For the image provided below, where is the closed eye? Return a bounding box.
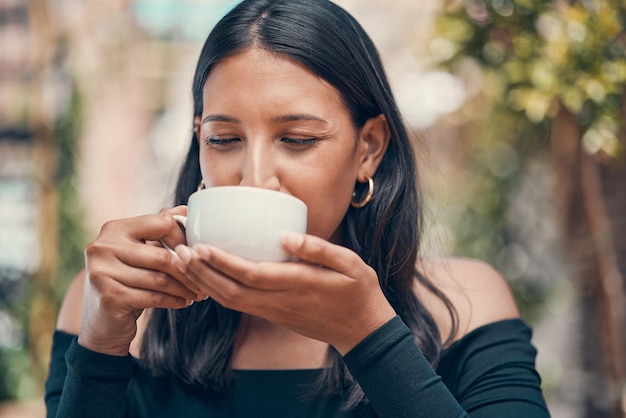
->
[205,137,241,147]
[281,137,318,146]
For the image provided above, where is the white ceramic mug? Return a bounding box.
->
[167,186,307,262]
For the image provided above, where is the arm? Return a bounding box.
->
[45,207,199,418]
[343,259,549,417]
[45,330,74,418]
[174,236,548,417]
[45,271,83,418]
[344,316,468,418]
[343,316,550,418]
[46,273,133,418]
[45,333,133,418]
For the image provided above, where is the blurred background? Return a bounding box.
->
[0,0,624,417]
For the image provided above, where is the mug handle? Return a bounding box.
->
[160,215,187,256]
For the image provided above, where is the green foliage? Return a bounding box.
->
[436,0,626,156]
[0,86,87,403]
[54,86,89,301]
[0,348,34,402]
[436,110,552,321]
[0,270,32,402]
[431,0,626,319]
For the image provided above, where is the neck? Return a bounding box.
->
[230,315,330,370]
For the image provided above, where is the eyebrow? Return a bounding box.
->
[201,114,240,124]
[201,113,329,125]
[271,114,329,125]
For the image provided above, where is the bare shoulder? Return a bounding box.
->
[414,257,520,344]
[56,270,86,334]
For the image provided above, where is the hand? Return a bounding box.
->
[78,206,201,356]
[173,232,397,354]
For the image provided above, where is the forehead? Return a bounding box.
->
[201,48,349,117]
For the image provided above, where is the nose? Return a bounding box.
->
[239,139,280,191]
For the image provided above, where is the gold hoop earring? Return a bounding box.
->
[197,179,206,191]
[351,176,374,208]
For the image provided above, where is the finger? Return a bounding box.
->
[185,244,296,291]
[175,245,265,309]
[101,210,185,247]
[144,206,187,248]
[113,240,205,297]
[93,277,193,311]
[281,232,366,277]
[158,206,188,250]
[175,244,292,311]
[159,205,187,216]
[170,248,212,300]
[175,244,246,294]
[103,261,198,301]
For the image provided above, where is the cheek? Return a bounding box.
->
[290,150,361,240]
[199,153,238,187]
[297,175,355,240]
[306,201,351,240]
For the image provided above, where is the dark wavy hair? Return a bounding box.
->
[141,0,457,408]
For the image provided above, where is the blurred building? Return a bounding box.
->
[0,0,39,352]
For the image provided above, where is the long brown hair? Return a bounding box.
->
[141,0,458,408]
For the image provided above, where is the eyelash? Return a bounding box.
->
[204,137,318,146]
[281,137,318,145]
[205,137,240,146]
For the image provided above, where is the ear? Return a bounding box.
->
[193,116,202,143]
[356,114,390,180]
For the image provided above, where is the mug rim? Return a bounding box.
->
[189,186,307,211]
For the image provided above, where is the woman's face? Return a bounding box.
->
[195,48,378,242]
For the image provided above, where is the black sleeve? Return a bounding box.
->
[343,317,467,418]
[342,316,550,418]
[45,331,74,418]
[437,319,550,417]
[45,331,133,418]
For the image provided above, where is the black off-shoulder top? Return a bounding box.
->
[45,316,550,417]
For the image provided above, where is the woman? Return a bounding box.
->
[45,0,550,417]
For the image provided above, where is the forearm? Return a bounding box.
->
[55,338,132,418]
[343,316,467,418]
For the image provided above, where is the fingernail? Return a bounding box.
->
[176,245,192,263]
[175,264,186,275]
[187,299,194,306]
[169,252,186,274]
[193,244,211,260]
[281,231,304,248]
